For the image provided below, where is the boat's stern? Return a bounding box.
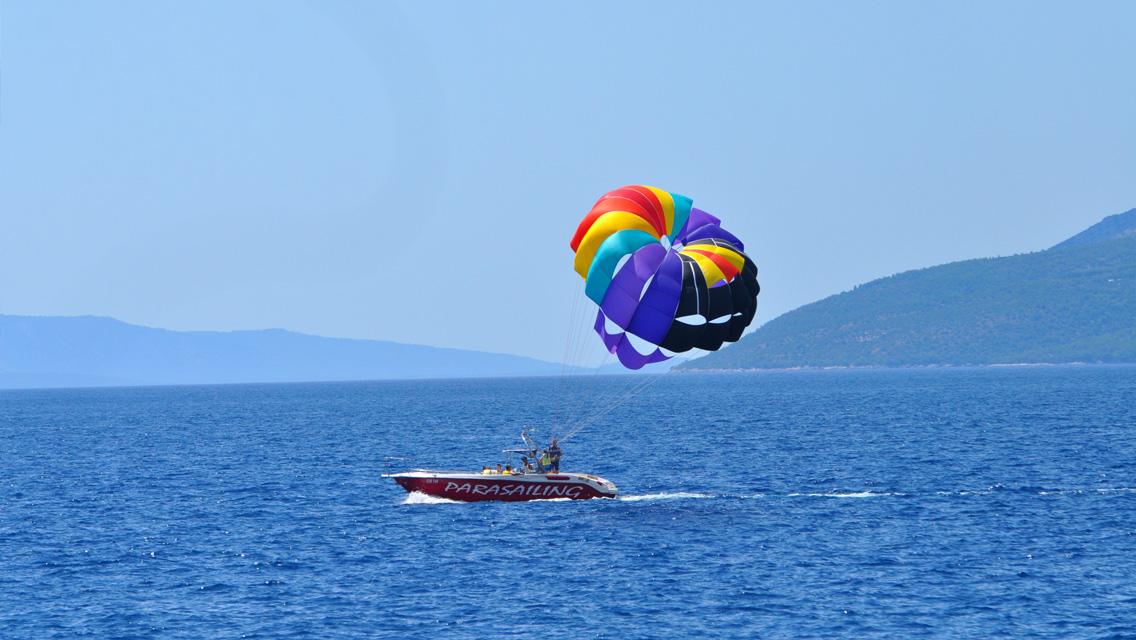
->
[573,473,618,499]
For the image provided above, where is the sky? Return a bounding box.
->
[2,1,1134,363]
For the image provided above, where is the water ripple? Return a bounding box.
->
[2,367,1136,638]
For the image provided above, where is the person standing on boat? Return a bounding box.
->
[548,439,562,473]
[538,449,550,473]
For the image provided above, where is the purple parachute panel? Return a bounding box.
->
[598,244,667,330]
[593,310,670,370]
[624,251,683,345]
[677,207,744,251]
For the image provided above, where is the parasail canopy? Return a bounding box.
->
[570,186,760,370]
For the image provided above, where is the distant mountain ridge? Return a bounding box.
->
[680,209,1136,370]
[0,315,562,389]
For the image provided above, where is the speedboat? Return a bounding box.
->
[385,429,618,502]
[385,469,618,502]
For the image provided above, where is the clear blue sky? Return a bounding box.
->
[2,1,1134,362]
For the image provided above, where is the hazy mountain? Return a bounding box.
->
[679,210,1136,370]
[0,315,562,389]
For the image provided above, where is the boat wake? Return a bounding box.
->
[939,486,1136,496]
[618,492,716,501]
[618,491,901,501]
[400,486,1136,505]
[401,492,577,505]
[787,490,902,498]
[402,492,461,505]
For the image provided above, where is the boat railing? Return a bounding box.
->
[410,468,478,475]
[382,457,413,474]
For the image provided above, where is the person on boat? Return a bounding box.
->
[504,465,513,475]
[538,449,550,473]
[481,466,491,475]
[548,439,562,473]
[521,456,533,473]
[495,464,503,475]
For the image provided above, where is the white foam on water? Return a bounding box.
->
[618,492,716,501]
[939,487,1136,496]
[401,493,590,505]
[788,491,898,498]
[402,492,461,505]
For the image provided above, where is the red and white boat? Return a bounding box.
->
[385,469,618,502]
[386,429,618,502]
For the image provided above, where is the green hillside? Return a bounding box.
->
[680,213,1136,370]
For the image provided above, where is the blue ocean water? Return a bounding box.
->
[2,366,1136,639]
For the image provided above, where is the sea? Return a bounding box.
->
[2,366,1136,639]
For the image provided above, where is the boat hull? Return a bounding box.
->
[386,471,618,502]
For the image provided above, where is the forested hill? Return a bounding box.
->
[679,212,1136,370]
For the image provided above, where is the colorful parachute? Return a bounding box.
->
[570,186,760,370]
